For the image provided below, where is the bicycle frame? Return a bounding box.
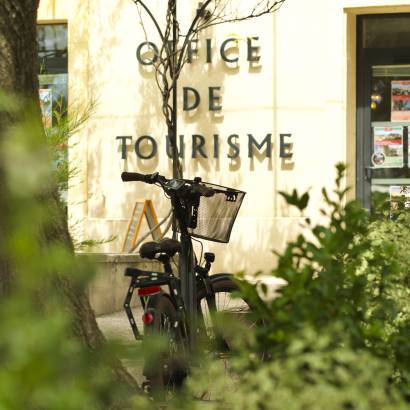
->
[122,176,215,347]
[170,191,198,347]
[121,172,244,351]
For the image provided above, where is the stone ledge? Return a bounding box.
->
[78,252,162,316]
[76,252,146,264]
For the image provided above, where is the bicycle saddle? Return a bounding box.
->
[139,238,182,259]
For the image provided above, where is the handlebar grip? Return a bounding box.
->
[121,172,147,182]
[121,172,160,184]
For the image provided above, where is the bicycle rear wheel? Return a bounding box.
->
[143,293,186,397]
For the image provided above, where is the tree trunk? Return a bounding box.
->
[0,0,139,395]
[0,0,40,294]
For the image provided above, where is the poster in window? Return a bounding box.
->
[372,126,403,168]
[391,80,410,121]
[39,88,52,128]
[390,186,410,218]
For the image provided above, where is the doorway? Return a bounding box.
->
[357,14,410,212]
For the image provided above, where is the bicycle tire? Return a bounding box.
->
[197,275,256,352]
[143,293,186,397]
[195,275,259,402]
[143,276,255,397]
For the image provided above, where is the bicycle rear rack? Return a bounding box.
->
[123,268,185,340]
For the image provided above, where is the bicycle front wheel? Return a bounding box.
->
[197,275,257,352]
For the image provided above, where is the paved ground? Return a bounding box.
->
[97,303,242,398]
[97,306,145,383]
[97,308,143,342]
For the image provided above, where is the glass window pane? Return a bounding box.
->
[369,65,410,212]
[371,65,410,122]
[37,24,69,203]
[37,24,67,74]
[37,24,68,128]
[363,15,410,49]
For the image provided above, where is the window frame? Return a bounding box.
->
[356,14,410,209]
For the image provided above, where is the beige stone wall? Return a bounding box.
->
[79,253,161,315]
[37,0,410,274]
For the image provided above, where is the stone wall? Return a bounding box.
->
[79,253,161,315]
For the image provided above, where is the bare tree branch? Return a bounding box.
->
[131,0,287,179]
[176,0,213,71]
[133,0,165,42]
[196,0,286,31]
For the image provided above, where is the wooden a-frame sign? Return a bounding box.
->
[122,200,161,252]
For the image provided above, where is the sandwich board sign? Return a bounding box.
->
[122,200,161,252]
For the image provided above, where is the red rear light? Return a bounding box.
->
[138,286,161,296]
[142,312,154,325]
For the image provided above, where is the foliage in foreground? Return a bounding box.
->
[215,163,410,409]
[3,89,410,410]
[162,164,410,410]
[0,93,152,409]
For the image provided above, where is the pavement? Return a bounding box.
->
[95,275,287,388]
[97,308,143,343]
[97,305,145,383]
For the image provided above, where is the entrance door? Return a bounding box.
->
[357,14,410,212]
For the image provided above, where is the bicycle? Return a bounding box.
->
[121,171,253,396]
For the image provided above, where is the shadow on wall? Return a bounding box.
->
[131,20,277,180]
[81,3,299,264]
[198,214,305,274]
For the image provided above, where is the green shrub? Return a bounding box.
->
[232,163,410,406]
[179,328,407,410]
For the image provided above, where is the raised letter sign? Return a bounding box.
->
[206,39,212,63]
[247,37,260,63]
[135,136,157,159]
[279,134,293,158]
[209,87,222,111]
[227,134,240,159]
[192,135,208,158]
[166,135,185,159]
[187,39,199,63]
[213,134,219,158]
[116,136,132,159]
[220,38,239,63]
[248,134,272,158]
[183,87,201,111]
[136,42,159,66]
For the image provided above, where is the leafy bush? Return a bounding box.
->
[172,163,410,409]
[177,328,407,410]
[231,163,410,407]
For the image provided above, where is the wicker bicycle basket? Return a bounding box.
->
[187,182,245,243]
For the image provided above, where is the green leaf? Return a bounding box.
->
[279,189,310,211]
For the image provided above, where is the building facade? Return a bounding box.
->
[37,0,410,273]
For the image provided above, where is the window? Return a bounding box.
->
[37,23,68,204]
[362,15,410,49]
[356,14,410,213]
[37,23,68,128]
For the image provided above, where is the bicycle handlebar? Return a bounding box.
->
[121,171,216,199]
[194,184,214,197]
[121,172,159,184]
